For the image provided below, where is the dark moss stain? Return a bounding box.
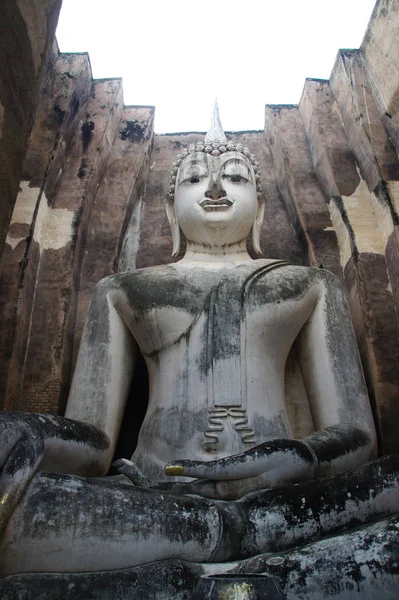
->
[208,278,241,362]
[170,140,183,151]
[331,195,358,260]
[120,120,149,142]
[81,120,95,153]
[118,266,221,315]
[77,157,88,179]
[267,105,299,113]
[142,405,208,456]
[305,425,370,465]
[70,95,80,119]
[254,414,293,440]
[248,265,309,306]
[60,286,71,301]
[20,470,219,552]
[79,281,115,416]
[53,104,66,125]
[374,180,399,224]
[71,205,83,238]
[318,270,367,416]
[61,71,75,81]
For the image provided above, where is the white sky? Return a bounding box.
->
[56,0,377,133]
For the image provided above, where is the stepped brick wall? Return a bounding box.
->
[0,0,62,256]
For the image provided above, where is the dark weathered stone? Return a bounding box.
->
[0,560,203,600]
[235,515,399,599]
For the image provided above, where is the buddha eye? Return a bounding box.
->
[222,174,247,183]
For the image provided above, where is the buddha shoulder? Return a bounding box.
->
[248,263,343,306]
[91,264,224,314]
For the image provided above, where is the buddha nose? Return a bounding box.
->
[205,175,226,200]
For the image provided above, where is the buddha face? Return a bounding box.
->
[171,151,260,248]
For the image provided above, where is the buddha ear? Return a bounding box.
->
[252,192,265,255]
[166,195,181,257]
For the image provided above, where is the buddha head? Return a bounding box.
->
[165,105,265,257]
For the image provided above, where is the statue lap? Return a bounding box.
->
[1,456,399,598]
[2,516,398,600]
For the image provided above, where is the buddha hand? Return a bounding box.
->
[164,439,317,500]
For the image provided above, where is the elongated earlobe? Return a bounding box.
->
[252,193,265,255]
[165,195,181,257]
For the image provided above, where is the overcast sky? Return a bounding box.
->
[56,0,377,133]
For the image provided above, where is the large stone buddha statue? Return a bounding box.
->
[1,107,399,599]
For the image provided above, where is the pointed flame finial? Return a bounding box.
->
[204,100,227,145]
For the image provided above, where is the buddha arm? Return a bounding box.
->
[0,280,137,533]
[63,278,138,475]
[296,269,377,476]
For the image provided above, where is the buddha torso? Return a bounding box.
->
[109,259,320,481]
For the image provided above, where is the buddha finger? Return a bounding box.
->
[112,458,150,487]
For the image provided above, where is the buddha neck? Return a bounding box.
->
[180,239,253,265]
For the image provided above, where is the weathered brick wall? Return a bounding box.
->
[0,47,154,415]
[0,0,62,256]
[1,0,399,453]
